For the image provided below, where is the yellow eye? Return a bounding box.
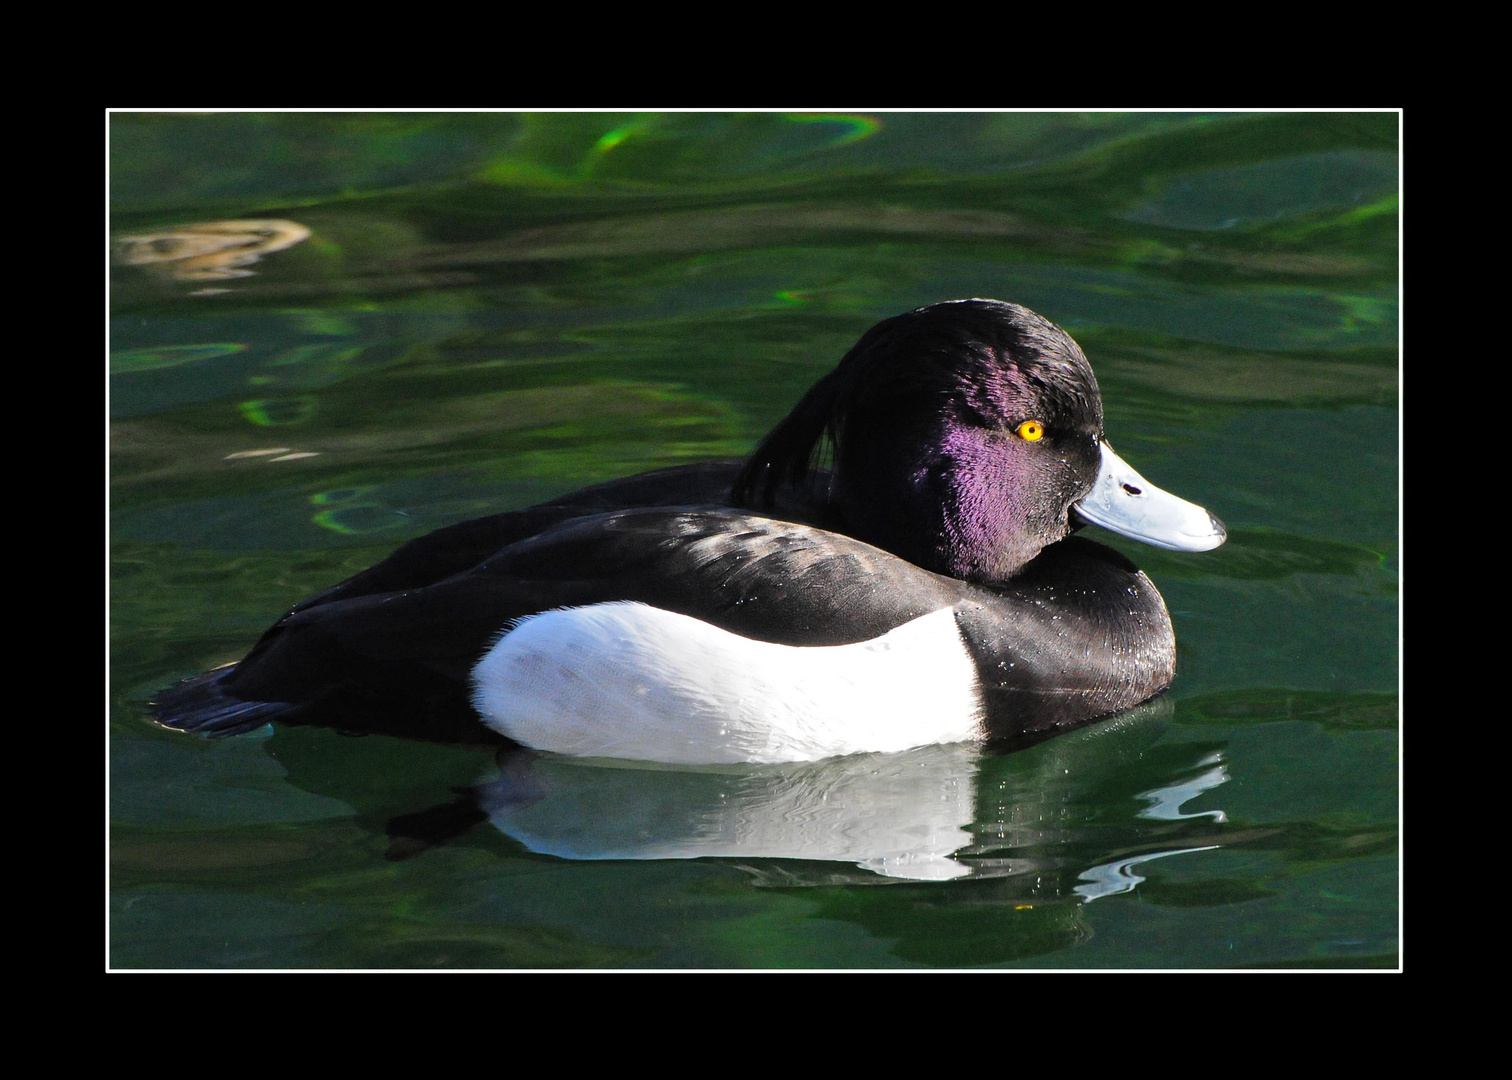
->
[1016,420,1044,441]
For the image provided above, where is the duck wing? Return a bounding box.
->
[152,507,966,744]
[286,462,750,613]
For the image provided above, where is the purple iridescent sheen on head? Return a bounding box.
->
[734,300,1108,583]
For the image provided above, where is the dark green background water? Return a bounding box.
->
[108,111,1398,969]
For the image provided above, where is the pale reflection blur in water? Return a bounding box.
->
[473,696,1235,890]
[116,219,310,293]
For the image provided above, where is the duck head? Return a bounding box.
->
[734,299,1226,583]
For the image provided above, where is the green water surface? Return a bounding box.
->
[108,111,1399,970]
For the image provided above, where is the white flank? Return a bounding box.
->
[470,601,984,765]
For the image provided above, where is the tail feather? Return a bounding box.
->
[150,664,294,738]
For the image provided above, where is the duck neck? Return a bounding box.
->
[957,535,1178,750]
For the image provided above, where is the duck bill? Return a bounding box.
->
[1073,442,1227,552]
